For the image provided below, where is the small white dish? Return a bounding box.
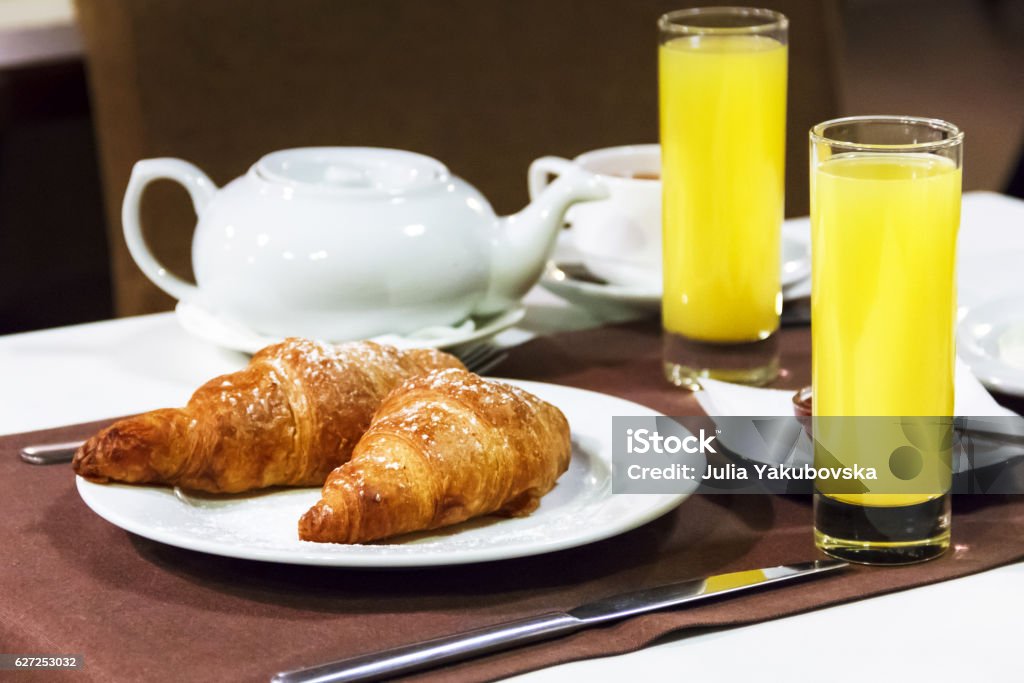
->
[958,295,1024,396]
[175,301,526,354]
[76,380,691,567]
[541,263,661,315]
[541,230,811,313]
[780,232,812,287]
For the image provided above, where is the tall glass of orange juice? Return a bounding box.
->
[658,8,787,389]
[810,116,963,564]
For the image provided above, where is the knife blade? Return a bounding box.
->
[271,559,847,683]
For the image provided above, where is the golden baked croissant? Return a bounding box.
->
[72,339,463,493]
[299,367,572,544]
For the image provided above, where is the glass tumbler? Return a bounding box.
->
[810,115,963,564]
[659,7,788,389]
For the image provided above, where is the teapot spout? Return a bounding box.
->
[476,158,608,314]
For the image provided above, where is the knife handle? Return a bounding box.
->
[271,612,582,683]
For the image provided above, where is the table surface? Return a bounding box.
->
[4,190,1024,681]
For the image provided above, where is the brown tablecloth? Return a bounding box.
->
[3,322,1024,682]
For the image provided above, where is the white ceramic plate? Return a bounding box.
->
[175,302,526,354]
[958,295,1024,396]
[76,380,690,567]
[541,223,811,313]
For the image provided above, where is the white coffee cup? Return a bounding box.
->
[529,144,660,289]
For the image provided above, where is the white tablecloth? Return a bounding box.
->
[4,191,1023,681]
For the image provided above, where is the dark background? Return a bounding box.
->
[1,0,1022,335]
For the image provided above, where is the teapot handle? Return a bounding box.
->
[527,156,581,201]
[121,158,217,303]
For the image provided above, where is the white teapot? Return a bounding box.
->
[122,147,606,340]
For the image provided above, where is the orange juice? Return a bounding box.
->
[812,152,961,507]
[659,34,787,342]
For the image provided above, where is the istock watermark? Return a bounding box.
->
[611,415,1024,495]
[626,427,718,454]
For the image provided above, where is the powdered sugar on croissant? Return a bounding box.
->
[299,368,571,544]
[72,339,463,493]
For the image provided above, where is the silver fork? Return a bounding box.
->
[20,441,84,465]
[454,342,508,376]
[19,344,509,466]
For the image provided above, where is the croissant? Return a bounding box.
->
[72,339,463,493]
[298,367,572,544]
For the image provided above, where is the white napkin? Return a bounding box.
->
[696,360,1016,417]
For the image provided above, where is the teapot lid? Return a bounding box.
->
[254,147,449,195]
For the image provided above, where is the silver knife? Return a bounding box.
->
[271,559,847,683]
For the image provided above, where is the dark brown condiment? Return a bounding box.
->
[792,385,812,418]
